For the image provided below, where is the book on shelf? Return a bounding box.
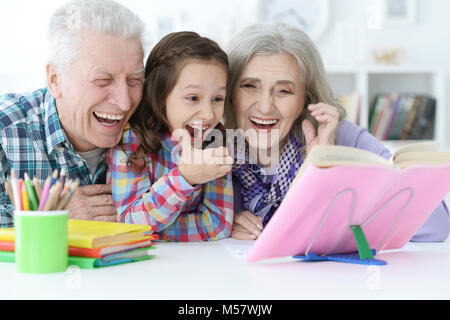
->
[375,93,397,140]
[387,95,414,140]
[246,142,450,263]
[338,92,360,124]
[407,97,436,140]
[368,93,436,141]
[399,96,423,140]
[368,93,389,136]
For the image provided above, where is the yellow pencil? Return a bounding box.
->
[21,182,30,211]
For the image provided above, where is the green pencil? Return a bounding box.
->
[24,173,39,211]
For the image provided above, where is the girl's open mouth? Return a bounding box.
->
[185,123,211,140]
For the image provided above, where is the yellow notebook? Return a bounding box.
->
[0,220,153,249]
[0,229,14,242]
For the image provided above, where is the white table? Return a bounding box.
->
[1,239,450,300]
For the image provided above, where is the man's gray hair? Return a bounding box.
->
[47,0,146,72]
[224,23,346,147]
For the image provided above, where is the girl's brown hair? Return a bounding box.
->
[126,31,229,171]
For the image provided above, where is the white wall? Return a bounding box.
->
[318,0,450,68]
[0,0,260,92]
[0,0,449,143]
[0,0,259,74]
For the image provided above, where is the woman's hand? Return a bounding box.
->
[302,103,340,155]
[231,210,264,240]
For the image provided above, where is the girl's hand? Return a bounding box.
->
[177,132,233,186]
[231,210,264,240]
[302,103,340,155]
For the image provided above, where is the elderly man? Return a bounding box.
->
[0,0,146,227]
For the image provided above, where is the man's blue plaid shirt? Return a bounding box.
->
[0,88,107,227]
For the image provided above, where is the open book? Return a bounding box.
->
[246,142,450,263]
[298,141,445,173]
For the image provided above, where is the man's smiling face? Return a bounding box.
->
[52,32,144,152]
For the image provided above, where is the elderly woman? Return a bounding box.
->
[225,23,449,241]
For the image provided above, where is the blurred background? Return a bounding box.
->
[0,0,449,150]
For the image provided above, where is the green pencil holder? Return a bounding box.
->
[14,210,69,274]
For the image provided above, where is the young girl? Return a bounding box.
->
[107,32,234,241]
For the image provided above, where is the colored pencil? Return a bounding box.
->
[21,182,30,211]
[57,179,79,210]
[43,182,61,211]
[50,169,59,188]
[38,176,52,211]
[10,170,77,211]
[32,176,43,201]
[24,173,39,211]
[63,180,80,210]
[17,180,24,211]
[59,178,73,200]
[60,168,66,193]
[4,180,14,206]
[9,170,21,210]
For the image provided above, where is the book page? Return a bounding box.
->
[292,145,392,187]
[394,152,450,168]
[304,145,391,167]
[395,151,450,163]
[393,141,440,162]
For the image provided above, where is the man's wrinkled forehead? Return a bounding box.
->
[91,67,145,78]
[70,33,144,78]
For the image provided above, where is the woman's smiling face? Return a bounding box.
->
[232,53,305,153]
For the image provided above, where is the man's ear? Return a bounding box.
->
[46,63,62,98]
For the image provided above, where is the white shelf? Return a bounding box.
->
[327,65,441,74]
[326,65,446,147]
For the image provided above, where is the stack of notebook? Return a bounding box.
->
[0,220,158,269]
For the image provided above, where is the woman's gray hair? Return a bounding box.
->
[224,23,346,145]
[47,0,146,72]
